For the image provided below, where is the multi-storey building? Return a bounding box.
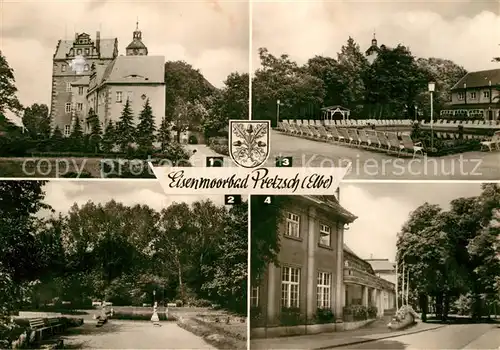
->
[51,23,165,136]
[441,69,500,121]
[51,32,118,135]
[251,195,395,332]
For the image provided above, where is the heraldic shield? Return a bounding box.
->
[229,120,270,168]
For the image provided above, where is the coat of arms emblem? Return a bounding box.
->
[229,120,270,168]
[69,55,86,74]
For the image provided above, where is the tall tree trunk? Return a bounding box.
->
[443,293,450,321]
[175,249,184,301]
[435,293,444,320]
[418,293,428,322]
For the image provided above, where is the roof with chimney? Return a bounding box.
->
[451,68,500,90]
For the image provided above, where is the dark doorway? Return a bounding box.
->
[488,109,493,121]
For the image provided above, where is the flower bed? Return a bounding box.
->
[208,137,229,156]
[111,310,175,321]
[387,305,418,330]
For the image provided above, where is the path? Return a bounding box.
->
[341,323,500,349]
[62,320,215,349]
[268,131,500,180]
[185,144,235,167]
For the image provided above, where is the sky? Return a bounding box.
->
[0,0,249,111]
[252,0,500,72]
[40,180,225,215]
[340,181,485,262]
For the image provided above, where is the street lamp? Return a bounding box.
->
[414,106,418,122]
[428,82,436,151]
[276,99,281,125]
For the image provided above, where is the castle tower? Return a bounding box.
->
[365,32,380,65]
[126,21,148,56]
[50,32,118,135]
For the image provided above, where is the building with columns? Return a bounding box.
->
[251,195,395,329]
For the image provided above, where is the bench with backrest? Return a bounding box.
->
[48,317,64,334]
[28,318,51,342]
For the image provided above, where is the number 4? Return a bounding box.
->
[264,196,272,204]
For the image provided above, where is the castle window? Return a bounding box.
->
[61,64,67,72]
[78,87,84,95]
[85,48,90,55]
[458,92,465,100]
[317,272,331,309]
[77,49,82,55]
[65,103,72,113]
[66,83,72,92]
[77,103,83,111]
[470,92,476,99]
[250,287,259,307]
[64,125,70,136]
[116,91,123,103]
[84,64,89,71]
[281,266,300,308]
[483,91,490,98]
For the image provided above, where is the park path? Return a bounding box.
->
[185,144,235,167]
[62,320,215,349]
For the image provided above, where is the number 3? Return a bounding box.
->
[282,158,290,166]
[264,196,271,204]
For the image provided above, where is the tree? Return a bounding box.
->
[157,117,171,151]
[102,120,116,153]
[306,56,347,109]
[202,201,248,314]
[22,104,51,139]
[253,48,325,125]
[50,126,65,151]
[336,37,369,116]
[171,98,208,143]
[164,60,215,122]
[250,196,290,286]
[116,99,136,152]
[69,117,84,151]
[0,51,23,116]
[86,108,101,153]
[135,99,156,154]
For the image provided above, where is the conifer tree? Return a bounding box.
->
[158,117,171,152]
[135,99,156,153]
[51,125,64,151]
[101,120,116,153]
[69,117,84,151]
[116,99,135,152]
[86,108,102,153]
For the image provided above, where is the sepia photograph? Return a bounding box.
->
[0,180,247,349]
[0,0,248,178]
[250,183,500,349]
[251,1,500,180]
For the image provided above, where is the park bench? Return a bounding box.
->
[47,317,64,334]
[28,318,51,342]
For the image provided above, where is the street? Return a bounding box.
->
[62,320,215,349]
[267,131,500,180]
[341,324,500,349]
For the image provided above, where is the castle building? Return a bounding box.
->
[51,32,118,136]
[51,23,165,136]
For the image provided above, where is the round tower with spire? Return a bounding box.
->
[126,20,148,56]
[365,31,380,65]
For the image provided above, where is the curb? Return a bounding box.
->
[313,324,447,349]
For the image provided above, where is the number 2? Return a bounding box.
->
[264,196,272,204]
[281,158,290,166]
[227,196,235,204]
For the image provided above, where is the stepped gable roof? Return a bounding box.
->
[451,68,500,90]
[100,55,165,85]
[54,37,117,60]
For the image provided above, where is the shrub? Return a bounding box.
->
[315,308,335,324]
[191,299,212,307]
[250,307,263,328]
[208,137,229,156]
[175,300,183,307]
[367,305,378,319]
[112,311,174,321]
[279,307,303,326]
[343,305,368,321]
[188,135,198,144]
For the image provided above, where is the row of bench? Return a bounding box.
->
[25,317,65,347]
[282,119,414,127]
[277,122,424,158]
[423,119,500,129]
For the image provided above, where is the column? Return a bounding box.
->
[377,290,383,317]
[306,206,316,321]
[370,288,376,306]
[362,286,368,306]
[334,223,344,322]
[267,263,277,324]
